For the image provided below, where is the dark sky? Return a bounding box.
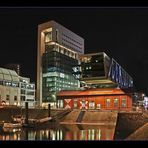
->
[0,8,148,94]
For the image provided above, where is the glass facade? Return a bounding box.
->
[72,52,133,89]
[42,44,79,102]
[109,59,133,88]
[81,53,105,78]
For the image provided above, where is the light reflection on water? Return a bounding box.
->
[0,124,115,141]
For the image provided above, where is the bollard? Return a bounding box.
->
[25,130,28,140]
[48,104,51,117]
[25,102,28,125]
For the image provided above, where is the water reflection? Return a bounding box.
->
[0,124,115,141]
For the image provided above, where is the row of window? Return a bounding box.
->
[21,89,35,95]
[74,98,126,108]
[2,95,18,101]
[45,76,77,82]
[44,85,78,92]
[0,80,35,89]
[57,98,127,109]
[21,83,35,89]
[80,55,104,63]
[62,33,82,46]
[0,95,35,102]
[62,38,82,50]
[45,79,78,85]
[45,44,78,60]
[0,80,19,87]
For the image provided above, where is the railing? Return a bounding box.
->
[51,109,72,121]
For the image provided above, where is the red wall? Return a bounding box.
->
[63,94,132,111]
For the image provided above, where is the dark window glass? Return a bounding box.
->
[6,95,9,100]
[21,96,25,101]
[14,96,17,101]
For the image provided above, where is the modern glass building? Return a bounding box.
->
[73,52,133,89]
[37,20,84,107]
[42,45,80,103]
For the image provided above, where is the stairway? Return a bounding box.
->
[76,110,85,123]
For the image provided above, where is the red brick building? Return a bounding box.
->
[57,88,133,111]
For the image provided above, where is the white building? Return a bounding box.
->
[0,67,35,108]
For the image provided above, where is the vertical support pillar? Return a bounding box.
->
[48,103,51,117]
[25,102,28,125]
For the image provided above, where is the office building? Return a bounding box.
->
[37,20,84,107]
[73,52,133,89]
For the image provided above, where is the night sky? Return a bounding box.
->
[0,8,148,94]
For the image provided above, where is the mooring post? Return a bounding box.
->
[25,102,28,125]
[48,103,51,117]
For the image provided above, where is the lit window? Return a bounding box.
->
[45,31,52,43]
[114,98,118,107]
[97,104,101,109]
[74,100,78,108]
[106,98,110,107]
[121,98,126,107]
[89,101,95,109]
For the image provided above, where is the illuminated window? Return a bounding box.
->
[89,101,95,109]
[114,98,118,107]
[74,100,78,108]
[97,104,101,109]
[57,100,63,108]
[106,98,110,107]
[45,32,52,43]
[121,98,126,107]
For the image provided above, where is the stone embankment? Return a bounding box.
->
[0,107,63,122]
[114,112,148,140]
[126,122,148,140]
[60,110,117,125]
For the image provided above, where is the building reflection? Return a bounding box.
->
[0,125,114,141]
[0,132,21,141]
